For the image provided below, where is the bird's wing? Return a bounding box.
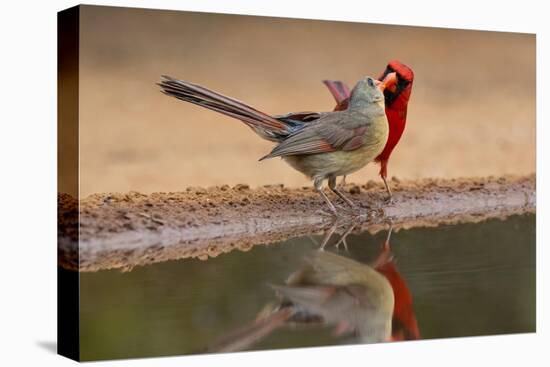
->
[273,111,323,133]
[260,112,370,159]
[271,284,337,307]
[271,284,371,328]
[322,80,351,107]
[275,111,321,123]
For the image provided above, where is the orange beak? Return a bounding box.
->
[375,72,398,93]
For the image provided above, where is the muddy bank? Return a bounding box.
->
[58,175,535,272]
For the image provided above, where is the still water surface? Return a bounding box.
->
[79,214,535,361]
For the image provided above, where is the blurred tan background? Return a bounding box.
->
[79,5,535,197]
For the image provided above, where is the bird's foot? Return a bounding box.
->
[316,208,338,218]
[353,206,384,221]
[333,204,358,216]
[383,195,394,205]
[317,203,361,219]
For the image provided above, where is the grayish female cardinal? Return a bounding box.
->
[159,73,397,214]
[205,227,420,353]
[323,60,415,200]
[207,250,395,353]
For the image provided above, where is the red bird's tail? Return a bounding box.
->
[159,75,291,142]
[322,80,350,110]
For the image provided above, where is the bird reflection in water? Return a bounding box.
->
[206,225,420,353]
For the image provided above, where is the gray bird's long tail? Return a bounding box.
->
[159,75,294,142]
[203,308,293,353]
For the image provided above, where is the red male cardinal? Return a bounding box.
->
[159,73,397,215]
[324,60,414,200]
[372,227,421,341]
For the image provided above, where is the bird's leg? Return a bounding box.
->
[307,235,320,247]
[383,222,393,251]
[314,177,338,215]
[379,161,393,203]
[334,222,357,251]
[328,176,357,208]
[338,175,347,188]
[372,221,394,268]
[318,221,338,250]
[382,175,393,203]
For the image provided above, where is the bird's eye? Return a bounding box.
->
[367,78,374,87]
